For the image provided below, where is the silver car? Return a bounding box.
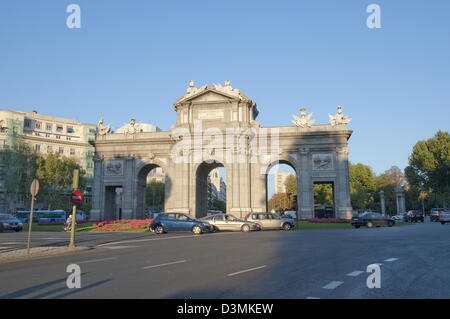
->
[246,212,295,231]
[201,214,259,232]
[439,211,450,224]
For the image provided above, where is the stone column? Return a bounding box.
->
[90,156,103,220]
[122,157,135,219]
[380,189,386,215]
[335,146,353,219]
[396,185,406,214]
[298,148,314,218]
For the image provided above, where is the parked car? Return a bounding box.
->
[0,214,23,232]
[391,214,404,221]
[430,208,444,222]
[404,210,424,223]
[245,212,295,231]
[149,213,213,235]
[439,211,450,224]
[200,214,259,232]
[351,212,395,228]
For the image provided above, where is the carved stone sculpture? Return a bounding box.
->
[125,118,139,135]
[0,120,8,133]
[292,108,315,128]
[97,118,111,135]
[328,106,351,127]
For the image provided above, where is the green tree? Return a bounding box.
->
[36,153,86,210]
[405,130,450,207]
[284,174,297,200]
[349,162,377,210]
[314,183,333,205]
[0,137,39,211]
[212,198,226,213]
[146,181,165,209]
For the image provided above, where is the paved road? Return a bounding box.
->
[1,222,450,299]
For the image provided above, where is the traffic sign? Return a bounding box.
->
[30,179,39,196]
[70,190,83,205]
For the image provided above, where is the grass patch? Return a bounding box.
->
[23,222,94,232]
[294,221,352,230]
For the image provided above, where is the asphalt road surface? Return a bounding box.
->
[1,221,450,299]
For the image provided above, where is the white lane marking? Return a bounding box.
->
[143,259,187,270]
[347,270,364,277]
[384,258,399,262]
[77,257,118,265]
[97,231,236,247]
[102,246,137,249]
[227,265,267,277]
[1,242,22,245]
[306,296,321,299]
[322,281,344,290]
[0,247,11,249]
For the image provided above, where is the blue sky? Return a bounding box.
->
[1,0,449,178]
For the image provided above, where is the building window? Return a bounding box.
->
[70,149,75,156]
[35,122,42,129]
[24,119,32,128]
[58,147,64,154]
[35,132,40,136]
[47,146,53,153]
[66,136,71,141]
[56,125,63,132]
[56,135,61,139]
[45,133,50,138]
[46,124,52,131]
[35,144,40,152]
[67,127,74,133]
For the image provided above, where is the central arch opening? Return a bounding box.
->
[137,164,166,219]
[266,161,298,217]
[196,161,226,218]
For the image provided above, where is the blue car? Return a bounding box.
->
[150,213,213,235]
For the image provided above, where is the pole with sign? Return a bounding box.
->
[69,169,81,248]
[27,179,40,254]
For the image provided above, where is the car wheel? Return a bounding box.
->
[256,223,263,230]
[14,228,21,232]
[0,224,3,233]
[282,223,291,231]
[388,221,393,227]
[441,222,446,225]
[354,225,360,229]
[367,221,374,228]
[192,225,202,235]
[155,225,165,234]
[241,224,250,232]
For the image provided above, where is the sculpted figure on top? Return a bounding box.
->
[328,106,351,127]
[292,108,315,128]
[97,118,111,135]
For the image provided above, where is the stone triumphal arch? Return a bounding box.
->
[90,81,353,220]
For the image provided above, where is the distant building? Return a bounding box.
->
[146,167,165,183]
[0,109,96,212]
[207,168,226,208]
[274,172,292,194]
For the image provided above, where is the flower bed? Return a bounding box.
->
[304,218,351,223]
[93,219,153,232]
